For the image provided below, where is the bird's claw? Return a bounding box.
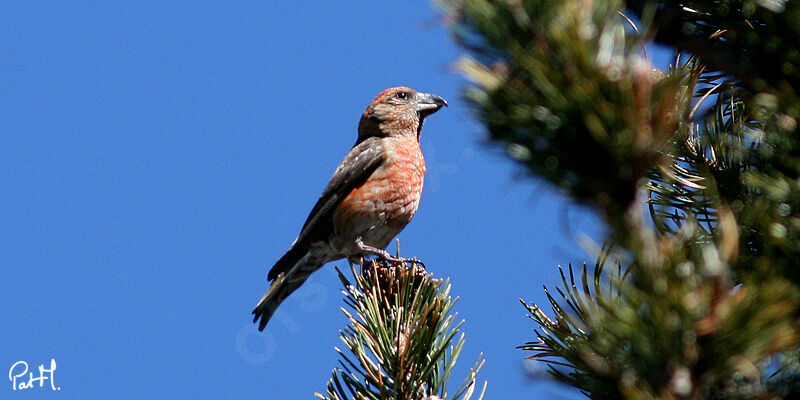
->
[403,257,425,269]
[381,254,425,269]
[354,238,425,269]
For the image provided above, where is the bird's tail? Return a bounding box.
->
[252,248,325,331]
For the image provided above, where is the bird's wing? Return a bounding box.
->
[267,137,384,280]
[298,137,385,241]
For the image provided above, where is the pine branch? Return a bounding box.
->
[520,240,799,399]
[625,0,800,116]
[441,0,800,397]
[439,0,691,225]
[316,259,486,400]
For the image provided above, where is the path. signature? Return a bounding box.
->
[8,359,60,391]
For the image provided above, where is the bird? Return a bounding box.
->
[252,86,447,331]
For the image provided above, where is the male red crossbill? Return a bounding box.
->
[253,87,447,331]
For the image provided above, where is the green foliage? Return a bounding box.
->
[521,239,798,399]
[316,260,486,400]
[441,0,800,398]
[441,0,691,221]
[626,0,800,117]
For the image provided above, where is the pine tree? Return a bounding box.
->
[317,258,487,400]
[438,0,800,398]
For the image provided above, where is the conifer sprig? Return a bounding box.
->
[317,259,486,400]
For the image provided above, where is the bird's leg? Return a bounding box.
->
[354,237,396,260]
[354,237,425,268]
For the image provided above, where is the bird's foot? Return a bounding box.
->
[354,237,394,259]
[401,257,425,269]
[354,238,424,268]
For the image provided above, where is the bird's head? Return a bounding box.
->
[358,87,447,141]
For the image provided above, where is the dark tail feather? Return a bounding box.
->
[268,244,307,281]
[252,248,323,331]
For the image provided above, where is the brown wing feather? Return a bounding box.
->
[266,137,385,280]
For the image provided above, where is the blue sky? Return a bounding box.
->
[0,2,653,398]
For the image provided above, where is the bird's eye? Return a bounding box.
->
[396,91,408,99]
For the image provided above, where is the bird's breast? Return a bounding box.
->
[332,138,426,249]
